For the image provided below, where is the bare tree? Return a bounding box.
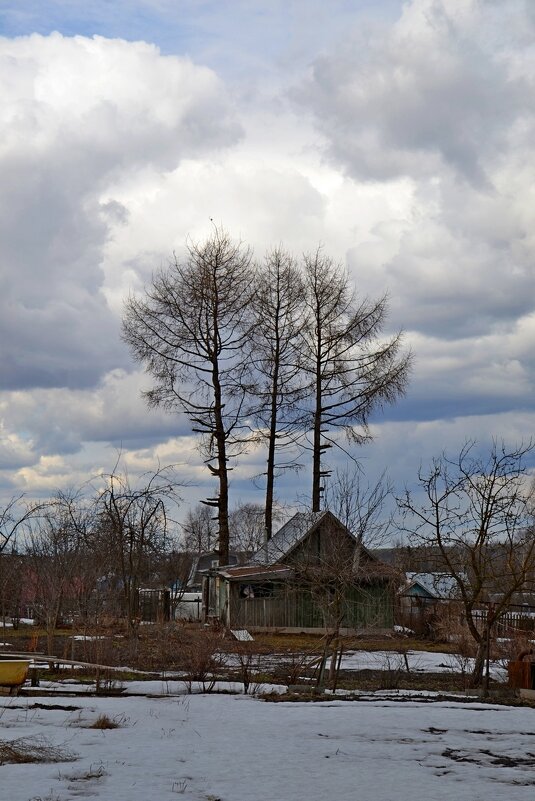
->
[299,250,411,511]
[229,502,273,554]
[96,464,180,636]
[398,440,535,687]
[250,248,305,539]
[123,228,255,566]
[0,495,46,554]
[288,513,393,687]
[26,496,83,655]
[181,503,217,555]
[57,489,108,626]
[0,496,49,629]
[0,548,25,628]
[324,466,393,548]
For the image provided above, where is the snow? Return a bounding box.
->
[394,624,414,635]
[341,649,507,680]
[1,689,535,800]
[228,648,507,681]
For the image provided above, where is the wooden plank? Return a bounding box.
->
[230,629,254,641]
[0,651,155,675]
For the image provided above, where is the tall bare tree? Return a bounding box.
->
[300,250,411,511]
[0,548,25,628]
[123,228,255,565]
[250,248,305,538]
[398,441,535,687]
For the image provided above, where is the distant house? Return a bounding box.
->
[204,511,394,633]
[396,572,460,635]
[402,572,459,602]
[188,550,246,591]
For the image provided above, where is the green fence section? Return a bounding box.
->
[230,585,393,630]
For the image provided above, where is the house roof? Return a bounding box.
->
[211,511,392,584]
[403,572,459,599]
[247,510,344,566]
[188,550,246,586]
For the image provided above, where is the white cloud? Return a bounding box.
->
[0,33,241,392]
[299,0,529,183]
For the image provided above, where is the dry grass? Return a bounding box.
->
[252,632,460,655]
[88,713,121,729]
[0,735,76,765]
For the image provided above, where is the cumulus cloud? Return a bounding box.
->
[347,171,535,340]
[3,3,535,516]
[0,369,194,461]
[288,0,535,436]
[299,0,531,183]
[0,33,241,392]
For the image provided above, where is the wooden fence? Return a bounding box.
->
[471,607,535,636]
[395,597,535,637]
[230,589,393,630]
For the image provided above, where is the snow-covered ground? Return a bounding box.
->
[341,648,507,679]
[225,647,507,681]
[2,689,535,801]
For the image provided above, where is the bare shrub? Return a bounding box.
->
[377,651,407,690]
[70,630,126,693]
[270,648,322,688]
[228,640,271,694]
[433,605,475,686]
[78,631,116,665]
[143,623,186,671]
[180,630,227,692]
[89,713,120,730]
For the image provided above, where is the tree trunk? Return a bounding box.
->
[312,342,323,512]
[264,355,280,540]
[217,445,230,566]
[311,286,325,512]
[469,636,486,688]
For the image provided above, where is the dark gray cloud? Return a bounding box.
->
[0,158,124,390]
[0,369,197,464]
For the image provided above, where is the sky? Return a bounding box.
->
[1,0,535,528]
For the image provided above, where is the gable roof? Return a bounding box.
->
[247,510,355,566]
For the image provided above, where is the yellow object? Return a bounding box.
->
[0,660,30,687]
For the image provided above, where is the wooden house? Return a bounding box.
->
[204,511,394,633]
